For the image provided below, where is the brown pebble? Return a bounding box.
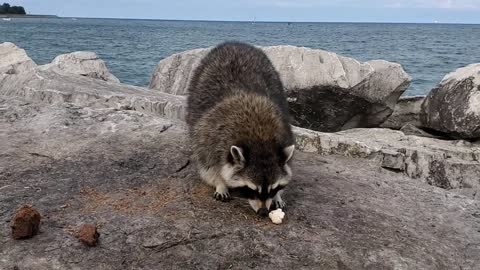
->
[76,224,99,247]
[11,205,41,240]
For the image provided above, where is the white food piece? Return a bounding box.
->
[268,209,285,224]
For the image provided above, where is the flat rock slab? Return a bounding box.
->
[1,96,479,270]
[295,127,480,191]
[0,68,186,121]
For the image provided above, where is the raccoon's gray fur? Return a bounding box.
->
[186,42,295,215]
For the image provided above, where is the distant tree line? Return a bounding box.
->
[0,3,26,15]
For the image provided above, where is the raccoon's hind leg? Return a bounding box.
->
[272,190,286,209]
[199,166,230,202]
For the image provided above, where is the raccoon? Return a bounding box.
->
[186,42,295,216]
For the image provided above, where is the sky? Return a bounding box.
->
[7,0,480,24]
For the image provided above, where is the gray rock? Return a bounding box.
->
[294,127,480,190]
[149,48,208,94]
[0,42,37,74]
[0,68,185,121]
[400,123,442,139]
[381,95,425,129]
[1,96,479,270]
[421,63,480,139]
[42,51,120,83]
[149,45,411,132]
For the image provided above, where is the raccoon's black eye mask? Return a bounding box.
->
[231,185,286,199]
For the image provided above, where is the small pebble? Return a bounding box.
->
[76,224,100,247]
[11,205,41,240]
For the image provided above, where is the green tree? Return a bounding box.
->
[10,6,26,14]
[0,3,27,15]
[0,3,11,14]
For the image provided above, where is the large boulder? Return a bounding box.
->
[149,48,208,94]
[149,45,411,132]
[42,51,120,83]
[421,64,480,139]
[381,95,425,129]
[0,42,37,74]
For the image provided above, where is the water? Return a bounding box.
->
[1,18,480,96]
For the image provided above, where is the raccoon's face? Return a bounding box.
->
[220,143,294,214]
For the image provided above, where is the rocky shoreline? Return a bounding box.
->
[1,42,479,269]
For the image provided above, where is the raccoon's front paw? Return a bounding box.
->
[213,185,230,202]
[213,191,230,202]
[272,198,287,210]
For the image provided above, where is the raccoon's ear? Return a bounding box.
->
[284,145,295,163]
[230,146,246,165]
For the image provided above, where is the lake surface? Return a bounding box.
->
[1,18,479,96]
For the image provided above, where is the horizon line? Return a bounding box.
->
[19,14,480,25]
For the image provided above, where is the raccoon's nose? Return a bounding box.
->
[257,208,269,217]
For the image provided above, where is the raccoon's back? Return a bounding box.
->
[192,93,294,167]
[186,42,290,129]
